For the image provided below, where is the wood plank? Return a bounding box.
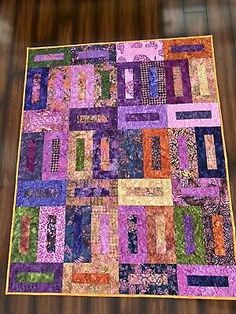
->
[75,1,98,44]
[228,0,236,53]
[117,0,142,41]
[184,0,206,12]
[36,0,58,45]
[184,11,209,35]
[88,298,119,314]
[0,0,17,98]
[139,0,161,39]
[35,297,62,314]
[161,0,185,37]
[12,0,34,71]
[56,0,74,45]
[95,0,117,41]
[57,20,73,45]
[61,298,88,314]
[0,0,17,194]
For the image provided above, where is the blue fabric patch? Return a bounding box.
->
[74,187,110,197]
[149,67,158,97]
[64,206,91,263]
[25,67,49,110]
[187,275,229,287]
[176,110,212,120]
[16,180,66,206]
[195,127,226,178]
[128,215,138,254]
[118,130,144,178]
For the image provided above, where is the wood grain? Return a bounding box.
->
[0,0,236,313]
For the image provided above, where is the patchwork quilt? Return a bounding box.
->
[6,36,236,299]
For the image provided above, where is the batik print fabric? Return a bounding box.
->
[6,36,236,299]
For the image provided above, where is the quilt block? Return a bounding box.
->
[6,36,236,299]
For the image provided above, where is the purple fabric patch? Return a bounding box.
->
[100,214,110,254]
[46,215,57,253]
[177,265,236,297]
[71,44,116,65]
[178,136,189,170]
[26,140,37,172]
[69,107,117,131]
[118,105,167,130]
[165,59,192,104]
[42,132,68,180]
[171,44,204,53]
[16,180,66,206]
[74,187,110,197]
[77,50,109,59]
[34,53,65,62]
[119,206,147,264]
[19,132,44,181]
[8,263,63,293]
[117,62,142,106]
[25,68,49,110]
[126,112,160,122]
[37,206,65,263]
[184,214,196,255]
[93,130,118,179]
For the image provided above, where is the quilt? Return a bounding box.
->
[6,35,236,299]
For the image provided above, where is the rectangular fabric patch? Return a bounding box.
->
[6,35,236,300]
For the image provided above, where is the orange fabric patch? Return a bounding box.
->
[143,129,170,178]
[100,137,110,171]
[204,134,217,170]
[173,66,184,97]
[78,71,86,100]
[19,215,31,254]
[72,272,110,284]
[212,215,226,256]
[146,206,176,264]
[162,37,212,60]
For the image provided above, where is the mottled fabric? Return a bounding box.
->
[6,36,236,299]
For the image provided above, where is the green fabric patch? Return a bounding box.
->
[28,47,72,68]
[76,138,85,171]
[11,207,39,262]
[101,71,111,99]
[17,272,54,284]
[174,206,205,264]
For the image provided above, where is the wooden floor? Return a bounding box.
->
[0,0,236,313]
